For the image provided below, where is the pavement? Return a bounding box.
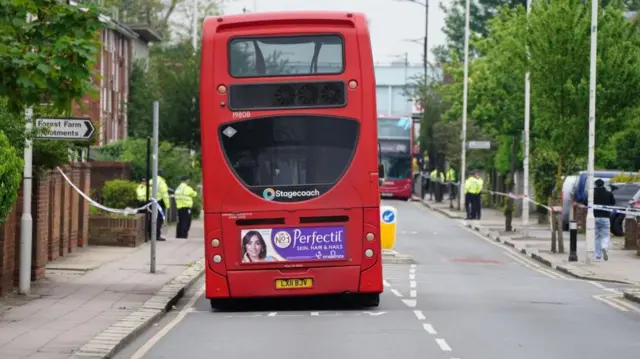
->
[419,196,640,304]
[106,199,640,359]
[0,220,204,359]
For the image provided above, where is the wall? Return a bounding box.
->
[89,161,132,202]
[0,164,92,294]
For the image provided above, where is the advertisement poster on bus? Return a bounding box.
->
[240,226,346,263]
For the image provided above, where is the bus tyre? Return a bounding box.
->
[359,293,380,307]
[210,299,232,311]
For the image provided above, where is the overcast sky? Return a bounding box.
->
[219,0,451,65]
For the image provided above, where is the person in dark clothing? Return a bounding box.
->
[586,179,616,261]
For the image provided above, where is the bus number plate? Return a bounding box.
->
[275,278,313,289]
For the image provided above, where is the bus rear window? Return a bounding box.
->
[228,34,344,77]
[219,115,358,199]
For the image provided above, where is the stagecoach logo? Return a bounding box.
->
[262,188,321,201]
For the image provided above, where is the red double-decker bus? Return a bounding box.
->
[378,115,414,200]
[200,11,383,308]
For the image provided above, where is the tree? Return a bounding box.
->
[440,0,526,57]
[469,5,527,230]
[0,0,103,113]
[0,130,23,224]
[528,0,640,192]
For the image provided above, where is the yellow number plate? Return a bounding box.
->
[275,278,313,289]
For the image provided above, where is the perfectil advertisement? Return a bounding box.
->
[240,226,346,263]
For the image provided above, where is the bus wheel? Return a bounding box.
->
[359,293,380,307]
[210,299,232,311]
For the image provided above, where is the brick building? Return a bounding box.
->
[70,2,161,145]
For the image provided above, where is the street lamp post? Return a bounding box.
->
[460,0,470,213]
[523,0,532,226]
[585,0,599,264]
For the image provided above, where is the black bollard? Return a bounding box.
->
[568,220,578,262]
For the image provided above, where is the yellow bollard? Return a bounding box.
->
[380,205,397,250]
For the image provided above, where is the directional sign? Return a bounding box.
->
[35,118,95,140]
[467,140,491,150]
[382,209,395,224]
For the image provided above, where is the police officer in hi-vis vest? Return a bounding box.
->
[174,175,198,239]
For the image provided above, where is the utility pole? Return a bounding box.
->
[522,0,532,226]
[150,101,159,273]
[19,12,34,296]
[585,0,599,264]
[459,0,470,213]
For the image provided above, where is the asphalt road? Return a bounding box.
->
[116,199,640,359]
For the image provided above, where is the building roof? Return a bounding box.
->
[126,24,163,43]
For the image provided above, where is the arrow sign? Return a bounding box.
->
[35,118,95,141]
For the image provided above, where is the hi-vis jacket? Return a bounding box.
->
[174,182,198,209]
[148,176,171,207]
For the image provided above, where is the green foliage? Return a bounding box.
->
[191,196,202,220]
[531,148,558,205]
[611,172,640,183]
[96,138,201,189]
[0,130,23,224]
[0,0,103,114]
[102,179,138,209]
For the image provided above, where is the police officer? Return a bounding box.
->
[446,167,456,200]
[174,175,198,239]
[464,170,484,219]
[148,169,170,241]
[136,178,148,211]
[430,168,445,202]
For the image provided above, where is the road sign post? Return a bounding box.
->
[380,206,398,250]
[19,117,96,295]
[35,118,95,140]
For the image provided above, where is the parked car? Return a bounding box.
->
[609,183,640,236]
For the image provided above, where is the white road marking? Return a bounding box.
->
[502,251,566,280]
[409,274,416,280]
[130,283,204,359]
[391,288,403,297]
[268,312,277,316]
[311,312,319,316]
[593,294,629,312]
[414,310,426,320]
[402,299,417,307]
[410,280,417,288]
[410,264,416,268]
[423,323,437,334]
[383,279,391,287]
[410,290,417,298]
[436,338,452,351]
[410,268,416,274]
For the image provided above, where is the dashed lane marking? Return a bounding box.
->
[414,310,426,320]
[402,299,417,307]
[423,323,437,334]
[391,289,403,297]
[436,338,452,351]
[410,290,417,298]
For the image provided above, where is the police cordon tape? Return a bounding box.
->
[55,167,166,219]
[417,175,640,217]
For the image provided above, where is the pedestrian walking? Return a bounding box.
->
[587,179,615,261]
[174,175,198,239]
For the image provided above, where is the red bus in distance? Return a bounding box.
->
[200,11,384,309]
[378,115,414,200]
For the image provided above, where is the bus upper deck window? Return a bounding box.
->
[228,34,345,78]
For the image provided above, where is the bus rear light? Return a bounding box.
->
[213,255,222,263]
[366,232,375,241]
[348,80,358,89]
[364,249,374,258]
[211,238,220,247]
[217,85,227,94]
